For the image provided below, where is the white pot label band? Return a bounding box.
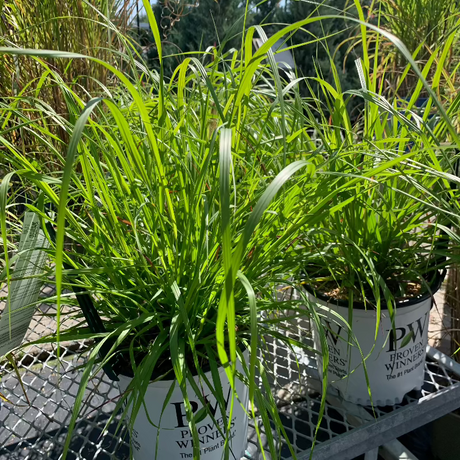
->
[118,354,250,460]
[311,293,432,405]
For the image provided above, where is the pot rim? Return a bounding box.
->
[302,268,446,310]
[117,345,248,380]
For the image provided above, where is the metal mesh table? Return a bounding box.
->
[1,291,460,460]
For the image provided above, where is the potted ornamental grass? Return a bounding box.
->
[0,4,348,458]
[0,62,298,458]
[300,151,450,405]
[294,20,460,405]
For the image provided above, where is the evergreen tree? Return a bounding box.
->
[148,0,250,75]
[141,0,364,116]
[251,0,364,115]
[252,0,282,36]
[278,0,361,91]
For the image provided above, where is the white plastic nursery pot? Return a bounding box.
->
[117,352,249,460]
[307,276,443,406]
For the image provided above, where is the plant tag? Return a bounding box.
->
[0,213,49,357]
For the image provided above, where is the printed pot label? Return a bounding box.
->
[118,356,249,460]
[310,294,432,405]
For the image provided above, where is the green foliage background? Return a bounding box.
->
[144,0,364,98]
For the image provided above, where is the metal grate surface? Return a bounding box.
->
[0,286,129,460]
[251,315,460,460]
[1,288,460,460]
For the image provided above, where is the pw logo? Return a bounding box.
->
[171,387,232,428]
[386,312,428,352]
